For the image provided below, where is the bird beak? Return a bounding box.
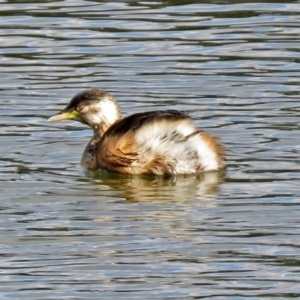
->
[47,109,79,122]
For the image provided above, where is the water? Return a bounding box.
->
[1,0,300,299]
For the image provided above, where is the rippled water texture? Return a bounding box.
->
[1,1,300,299]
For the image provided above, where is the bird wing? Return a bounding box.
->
[96,130,139,173]
[96,110,193,174]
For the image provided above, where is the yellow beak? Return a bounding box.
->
[47,110,79,122]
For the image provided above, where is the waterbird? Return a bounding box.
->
[48,88,225,176]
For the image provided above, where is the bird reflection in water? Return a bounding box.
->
[84,169,225,204]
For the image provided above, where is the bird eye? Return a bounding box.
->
[76,105,82,111]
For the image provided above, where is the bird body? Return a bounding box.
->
[48,88,225,176]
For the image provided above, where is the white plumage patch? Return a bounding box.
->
[99,98,120,126]
[134,118,221,174]
[82,97,120,128]
[191,133,220,171]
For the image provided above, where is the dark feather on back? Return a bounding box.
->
[104,110,190,137]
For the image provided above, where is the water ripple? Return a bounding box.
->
[1,1,300,299]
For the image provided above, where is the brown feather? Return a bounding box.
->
[96,131,139,174]
[141,156,177,176]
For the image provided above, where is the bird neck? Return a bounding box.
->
[81,119,118,169]
[92,123,109,137]
[91,115,120,138]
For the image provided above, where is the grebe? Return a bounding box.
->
[48,88,225,176]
